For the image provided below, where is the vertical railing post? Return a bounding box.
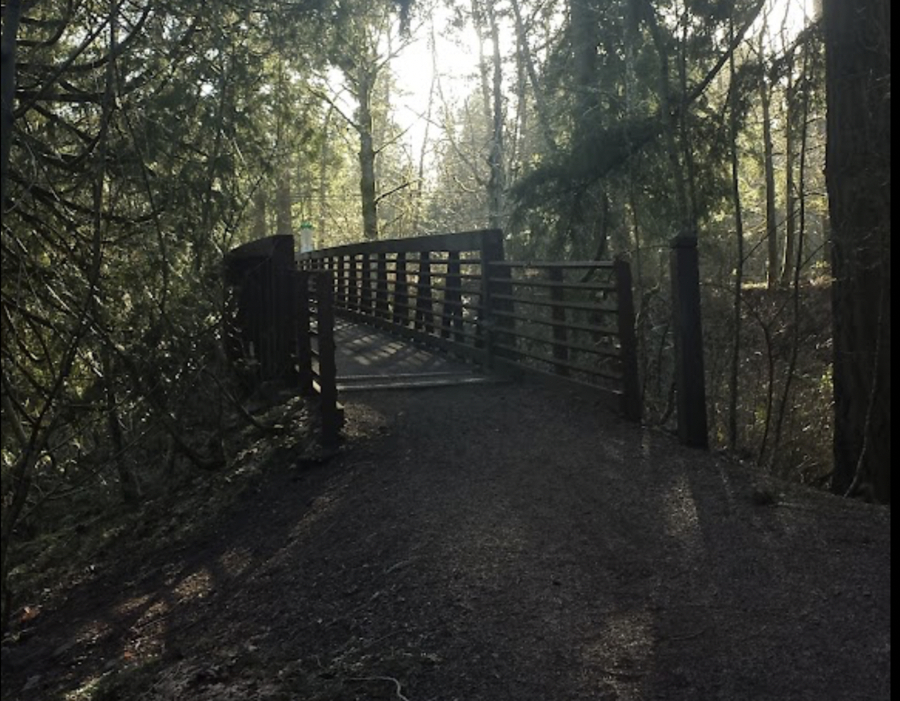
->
[669,236,707,446]
[480,229,509,368]
[548,267,569,376]
[360,252,372,313]
[442,251,463,342]
[348,254,359,312]
[393,252,408,326]
[294,269,314,396]
[375,252,388,319]
[416,251,434,333]
[339,255,349,310]
[614,258,642,422]
[269,235,296,381]
[315,271,340,447]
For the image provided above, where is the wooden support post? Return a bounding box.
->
[548,267,570,376]
[375,252,389,318]
[416,251,434,333]
[315,271,341,447]
[614,258,641,422]
[339,255,349,309]
[442,251,462,341]
[670,236,708,447]
[393,252,408,326]
[294,270,314,396]
[360,253,372,313]
[480,229,511,368]
[348,254,359,312]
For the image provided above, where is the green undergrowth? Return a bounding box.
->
[4,396,325,642]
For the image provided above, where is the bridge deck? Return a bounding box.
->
[328,318,498,392]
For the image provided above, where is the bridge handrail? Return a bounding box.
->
[296,230,641,421]
[296,229,500,260]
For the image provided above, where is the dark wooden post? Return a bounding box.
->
[375,252,389,318]
[480,229,510,368]
[614,258,642,422]
[393,252,408,326]
[416,251,434,333]
[294,270,315,396]
[315,271,341,447]
[360,252,372,313]
[670,236,708,447]
[442,251,462,341]
[548,267,569,376]
[339,255,349,309]
[348,254,359,312]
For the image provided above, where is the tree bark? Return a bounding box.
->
[823,0,891,502]
[276,169,293,237]
[780,50,797,286]
[510,0,557,153]
[727,18,745,452]
[358,66,379,240]
[760,71,779,289]
[0,0,22,212]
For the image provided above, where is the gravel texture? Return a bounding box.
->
[0,381,890,701]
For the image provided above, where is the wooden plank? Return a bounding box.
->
[315,271,341,447]
[393,252,409,326]
[481,229,510,366]
[492,325,622,360]
[490,293,617,314]
[225,233,294,266]
[442,251,464,342]
[415,251,434,333]
[489,309,619,337]
[295,229,500,260]
[336,308,486,364]
[375,252,389,319]
[294,270,314,396]
[348,254,359,312]
[489,260,615,269]
[489,277,617,292]
[490,343,623,382]
[360,253,372,313]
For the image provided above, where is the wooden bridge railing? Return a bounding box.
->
[297,229,504,364]
[484,259,641,421]
[224,235,342,445]
[297,230,641,420]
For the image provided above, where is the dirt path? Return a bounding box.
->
[2,382,891,700]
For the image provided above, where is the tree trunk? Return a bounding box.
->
[252,188,267,239]
[823,0,891,502]
[780,52,797,286]
[0,0,22,212]
[471,0,504,229]
[727,19,745,452]
[276,169,293,237]
[103,351,141,504]
[760,72,779,289]
[643,0,707,447]
[357,67,378,240]
[412,26,438,234]
[317,106,333,246]
[486,2,504,229]
[510,0,557,153]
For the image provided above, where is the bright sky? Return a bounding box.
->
[387,0,814,167]
[389,4,488,163]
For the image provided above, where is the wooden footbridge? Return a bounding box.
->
[224,230,642,445]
